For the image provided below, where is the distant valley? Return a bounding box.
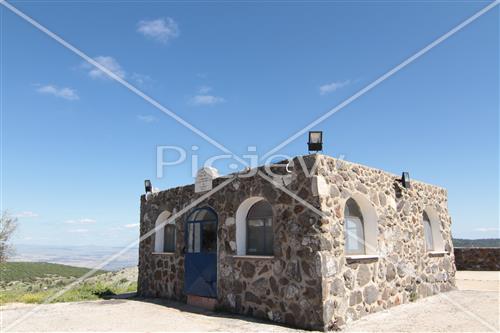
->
[8,239,497,273]
[10,244,138,271]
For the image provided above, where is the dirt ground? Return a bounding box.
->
[1,271,498,332]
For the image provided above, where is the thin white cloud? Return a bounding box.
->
[83,56,126,80]
[198,86,212,94]
[36,85,79,101]
[190,95,225,106]
[189,86,225,106]
[319,80,351,95]
[137,18,179,43]
[474,227,499,233]
[124,223,140,228]
[64,218,96,225]
[68,228,89,233]
[14,211,39,218]
[137,114,156,123]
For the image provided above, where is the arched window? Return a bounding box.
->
[344,198,365,255]
[423,208,445,252]
[246,200,273,256]
[154,210,176,253]
[423,211,434,251]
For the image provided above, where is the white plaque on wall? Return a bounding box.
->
[195,167,219,193]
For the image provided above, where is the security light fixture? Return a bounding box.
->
[144,179,152,193]
[401,172,411,189]
[308,131,323,152]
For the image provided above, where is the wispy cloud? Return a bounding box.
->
[83,56,126,80]
[474,227,499,233]
[137,18,179,43]
[137,114,156,123]
[124,223,140,228]
[64,218,96,225]
[131,73,153,86]
[81,57,152,87]
[190,95,225,106]
[189,86,225,106]
[68,228,89,233]
[319,80,351,95]
[14,211,39,218]
[36,85,79,101]
[198,86,212,94]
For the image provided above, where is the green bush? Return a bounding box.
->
[20,292,48,304]
[88,283,116,298]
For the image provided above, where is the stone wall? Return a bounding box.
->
[314,155,456,330]
[138,154,456,331]
[454,248,500,271]
[138,184,191,301]
[138,155,325,330]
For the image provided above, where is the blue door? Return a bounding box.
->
[184,208,218,298]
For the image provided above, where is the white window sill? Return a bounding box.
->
[346,254,381,261]
[428,251,448,255]
[231,255,274,260]
[152,252,175,255]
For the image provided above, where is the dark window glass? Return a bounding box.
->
[187,208,218,253]
[246,200,273,256]
[163,224,176,253]
[201,221,217,253]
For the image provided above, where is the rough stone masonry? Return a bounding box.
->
[138,154,456,331]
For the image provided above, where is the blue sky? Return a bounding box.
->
[2,1,498,247]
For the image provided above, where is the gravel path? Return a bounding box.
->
[1,272,498,332]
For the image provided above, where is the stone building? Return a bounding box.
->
[138,154,456,330]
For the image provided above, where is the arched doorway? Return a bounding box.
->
[184,207,218,298]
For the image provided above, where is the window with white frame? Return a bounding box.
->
[246,200,273,256]
[154,211,176,253]
[423,208,445,252]
[344,198,366,255]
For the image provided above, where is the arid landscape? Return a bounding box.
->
[9,245,138,271]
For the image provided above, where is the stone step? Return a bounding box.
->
[186,294,218,311]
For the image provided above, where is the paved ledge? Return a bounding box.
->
[344,290,498,332]
[1,271,497,332]
[455,270,500,292]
